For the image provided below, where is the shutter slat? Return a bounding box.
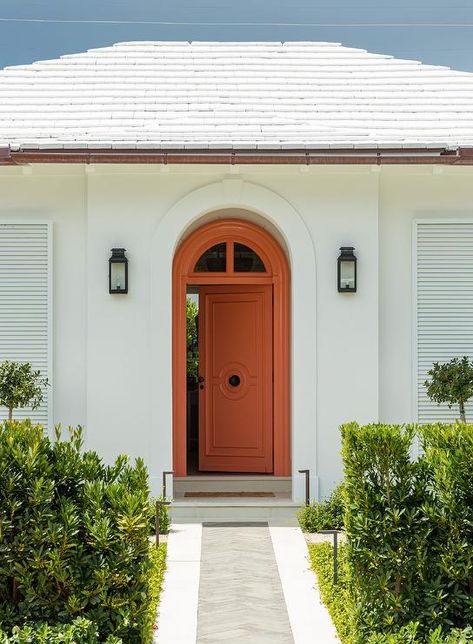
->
[0,223,50,425]
[417,222,473,423]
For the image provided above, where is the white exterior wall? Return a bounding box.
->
[259,170,380,497]
[379,167,473,424]
[1,163,472,500]
[0,167,87,428]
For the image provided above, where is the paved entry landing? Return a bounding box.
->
[197,522,294,643]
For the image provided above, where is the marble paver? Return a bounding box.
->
[155,524,202,644]
[197,522,294,643]
[270,526,340,643]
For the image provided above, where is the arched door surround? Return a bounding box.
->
[172,218,290,476]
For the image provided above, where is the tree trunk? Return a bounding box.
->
[395,575,402,596]
[459,400,466,423]
[8,407,12,421]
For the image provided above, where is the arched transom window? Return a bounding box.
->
[193,239,268,274]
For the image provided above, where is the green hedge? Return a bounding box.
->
[0,545,167,644]
[0,420,154,642]
[309,543,473,644]
[143,544,167,640]
[298,484,345,532]
[367,624,473,643]
[0,618,120,643]
[420,423,473,629]
[341,422,473,642]
[308,543,354,643]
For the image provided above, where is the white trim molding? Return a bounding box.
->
[149,179,317,503]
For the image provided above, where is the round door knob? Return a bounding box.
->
[228,374,241,387]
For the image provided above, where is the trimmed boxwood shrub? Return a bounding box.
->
[0,420,153,642]
[298,484,345,532]
[0,618,121,643]
[308,542,354,643]
[341,422,473,642]
[341,422,425,639]
[308,542,473,644]
[143,544,167,641]
[419,423,473,629]
[367,624,473,643]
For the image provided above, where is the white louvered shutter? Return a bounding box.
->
[0,223,51,425]
[416,221,473,423]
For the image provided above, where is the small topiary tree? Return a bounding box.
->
[0,360,49,420]
[424,356,473,423]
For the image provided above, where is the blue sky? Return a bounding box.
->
[1,0,472,71]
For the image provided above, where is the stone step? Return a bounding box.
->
[173,475,292,496]
[170,496,300,525]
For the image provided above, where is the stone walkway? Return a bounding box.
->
[156,522,339,644]
[197,522,294,643]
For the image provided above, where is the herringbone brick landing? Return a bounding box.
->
[197,522,294,643]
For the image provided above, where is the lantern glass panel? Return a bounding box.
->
[111,262,126,292]
[340,260,355,290]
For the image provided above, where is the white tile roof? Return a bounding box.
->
[1,41,473,151]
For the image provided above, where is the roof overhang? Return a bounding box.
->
[1,146,473,166]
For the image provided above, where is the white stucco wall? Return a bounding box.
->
[1,163,472,500]
[0,167,87,428]
[378,167,473,424]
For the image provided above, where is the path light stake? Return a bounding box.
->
[162,470,174,500]
[155,499,172,548]
[298,469,310,506]
[320,530,339,584]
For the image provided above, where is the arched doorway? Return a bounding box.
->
[172,219,290,476]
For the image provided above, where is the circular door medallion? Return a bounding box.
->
[218,362,250,400]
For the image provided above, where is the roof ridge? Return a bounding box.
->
[3,41,463,76]
[1,40,472,150]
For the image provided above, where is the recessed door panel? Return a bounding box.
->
[199,285,273,472]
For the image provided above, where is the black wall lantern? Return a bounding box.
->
[109,248,128,294]
[337,247,357,293]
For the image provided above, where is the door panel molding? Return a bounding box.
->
[199,285,273,472]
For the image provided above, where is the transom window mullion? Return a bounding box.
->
[226,239,234,275]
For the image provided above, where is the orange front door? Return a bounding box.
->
[198,285,273,472]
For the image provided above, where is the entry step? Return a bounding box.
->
[173,475,291,496]
[170,496,299,525]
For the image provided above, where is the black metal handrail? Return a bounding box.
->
[162,470,174,500]
[298,469,310,506]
